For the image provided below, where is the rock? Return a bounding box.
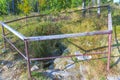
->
[48,64,54,69]
[44,69,72,79]
[2,48,7,53]
[107,75,120,80]
[1,60,8,65]
[79,65,89,80]
[0,68,3,73]
[43,69,60,79]
[13,67,17,70]
[54,57,75,70]
[3,65,9,71]
[66,59,74,64]
[79,65,88,75]
[1,61,13,68]
[74,51,92,60]
[6,62,14,68]
[64,64,75,70]
[52,71,71,77]
[54,58,67,70]
[31,65,39,71]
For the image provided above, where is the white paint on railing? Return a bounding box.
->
[108,10,113,30]
[26,30,112,41]
[0,22,26,40]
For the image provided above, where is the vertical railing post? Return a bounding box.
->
[24,40,32,80]
[107,34,112,71]
[2,25,6,49]
[107,5,112,71]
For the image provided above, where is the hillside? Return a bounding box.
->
[0,4,120,80]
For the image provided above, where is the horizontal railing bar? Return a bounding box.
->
[66,5,109,13]
[2,35,27,60]
[26,30,112,41]
[0,22,26,40]
[4,5,109,24]
[30,51,107,61]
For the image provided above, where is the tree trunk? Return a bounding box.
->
[12,0,15,14]
[82,0,86,17]
[92,0,95,7]
[97,0,100,17]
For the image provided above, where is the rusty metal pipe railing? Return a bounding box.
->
[26,30,112,41]
[2,35,27,59]
[30,52,107,61]
[107,5,112,71]
[24,41,31,79]
[0,22,26,40]
[0,5,113,80]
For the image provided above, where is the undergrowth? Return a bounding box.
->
[5,10,109,59]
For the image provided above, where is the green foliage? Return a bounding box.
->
[29,0,38,12]
[18,21,62,58]
[38,0,72,12]
[0,0,20,15]
[71,0,82,7]
[101,0,108,3]
[37,0,110,14]
[0,0,110,15]
[100,76,106,80]
[18,0,32,15]
[8,11,107,59]
[0,0,8,14]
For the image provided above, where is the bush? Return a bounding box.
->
[0,0,8,15]
[19,21,63,58]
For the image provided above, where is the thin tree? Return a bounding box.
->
[82,0,86,17]
[97,0,100,17]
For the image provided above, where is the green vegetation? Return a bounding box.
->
[18,0,32,15]
[6,9,108,59]
[0,0,8,14]
[0,0,111,15]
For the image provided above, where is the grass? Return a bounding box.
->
[0,8,109,61]
[16,15,107,58]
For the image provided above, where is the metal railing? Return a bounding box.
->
[0,5,112,80]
